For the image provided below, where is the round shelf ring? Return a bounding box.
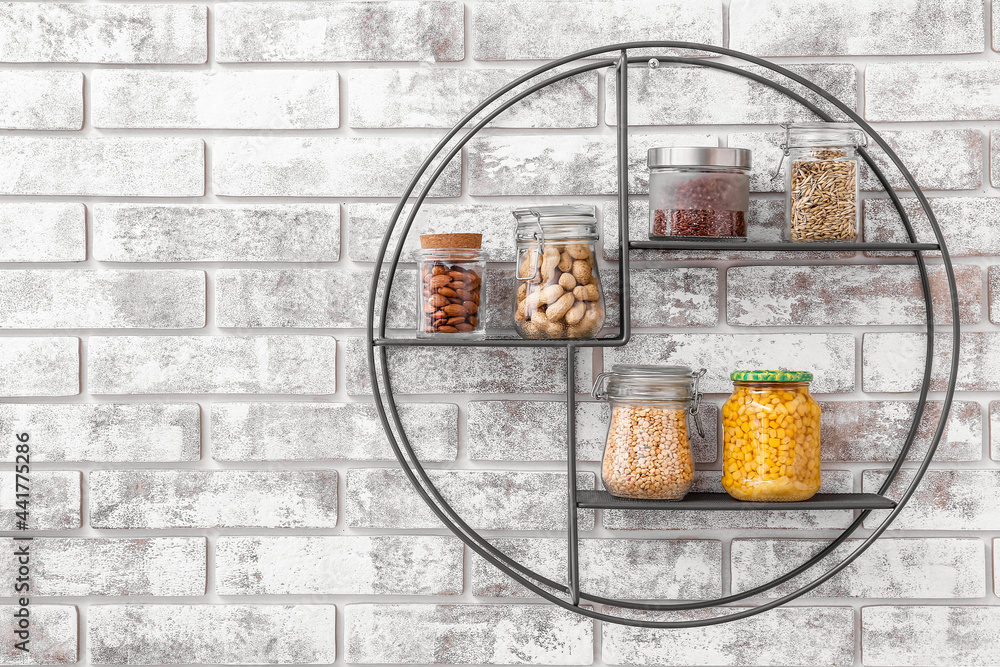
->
[365,41,960,629]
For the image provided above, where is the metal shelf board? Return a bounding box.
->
[577,490,896,511]
[629,241,941,252]
[375,336,624,348]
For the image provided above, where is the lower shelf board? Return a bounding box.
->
[576,490,896,511]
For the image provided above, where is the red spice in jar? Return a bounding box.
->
[653,209,746,237]
[651,173,747,238]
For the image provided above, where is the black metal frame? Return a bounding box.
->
[365,42,960,628]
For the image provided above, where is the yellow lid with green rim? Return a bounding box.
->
[730,370,813,382]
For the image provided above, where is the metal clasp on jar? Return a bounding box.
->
[516,210,545,282]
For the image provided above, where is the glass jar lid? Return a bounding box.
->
[593,364,704,401]
[513,205,599,242]
[731,369,813,382]
[785,122,866,149]
[647,146,752,170]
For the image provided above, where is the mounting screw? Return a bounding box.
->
[648,58,659,69]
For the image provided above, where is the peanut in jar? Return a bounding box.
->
[721,371,821,502]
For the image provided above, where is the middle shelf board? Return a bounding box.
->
[577,490,896,511]
[629,241,940,252]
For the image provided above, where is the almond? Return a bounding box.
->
[430,275,451,289]
[443,303,468,317]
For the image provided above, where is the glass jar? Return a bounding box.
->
[592,365,706,500]
[721,370,821,502]
[513,206,604,339]
[648,146,751,240]
[784,123,866,242]
[416,233,485,338]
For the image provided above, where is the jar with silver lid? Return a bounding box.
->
[648,146,751,240]
[592,365,706,501]
[513,205,604,339]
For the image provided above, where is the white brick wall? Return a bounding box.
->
[0,0,996,664]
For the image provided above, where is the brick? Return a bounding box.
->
[821,400,981,462]
[990,266,1000,324]
[992,401,1000,460]
[346,469,595,531]
[468,133,716,196]
[0,538,204,596]
[217,536,462,595]
[602,607,854,666]
[731,538,983,598]
[732,129,983,193]
[0,403,200,462]
[0,605,76,664]
[93,70,339,129]
[0,471,79,530]
[344,337,590,395]
[603,198,856,262]
[727,264,980,326]
[348,202,518,263]
[473,0,721,60]
[88,605,336,664]
[472,538,721,599]
[467,400,718,463]
[604,470,853,531]
[214,137,460,197]
[0,203,84,262]
[993,130,1000,186]
[863,606,1000,666]
[211,402,457,462]
[346,604,592,664]
[605,333,853,394]
[90,470,337,529]
[215,268,412,329]
[0,71,81,129]
[0,3,206,64]
[730,0,983,56]
[217,1,462,62]
[93,203,339,262]
[0,138,203,197]
[89,335,335,395]
[867,62,1000,121]
[0,270,205,329]
[350,68,597,129]
[864,197,1000,257]
[863,332,1000,392]
[607,64,857,126]
[864,469,1000,530]
[0,338,78,397]
[603,268,719,328]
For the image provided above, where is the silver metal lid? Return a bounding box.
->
[512,205,598,242]
[647,146,752,169]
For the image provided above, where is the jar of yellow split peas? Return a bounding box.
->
[721,370,821,502]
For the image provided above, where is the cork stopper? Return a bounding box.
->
[420,233,482,250]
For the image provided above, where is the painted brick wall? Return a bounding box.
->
[0,1,997,665]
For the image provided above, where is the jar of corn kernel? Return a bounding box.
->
[592,365,706,501]
[721,370,821,502]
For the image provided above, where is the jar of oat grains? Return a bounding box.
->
[592,365,706,500]
[784,122,866,242]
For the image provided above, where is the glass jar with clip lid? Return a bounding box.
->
[513,205,605,339]
[592,365,707,500]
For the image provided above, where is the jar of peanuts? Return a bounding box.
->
[592,365,706,501]
[415,234,485,338]
[721,370,821,502]
[513,206,605,339]
[782,123,866,242]
[648,146,751,240]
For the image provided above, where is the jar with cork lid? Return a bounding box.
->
[415,233,486,338]
[592,365,706,501]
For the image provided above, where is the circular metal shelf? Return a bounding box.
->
[365,42,961,628]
